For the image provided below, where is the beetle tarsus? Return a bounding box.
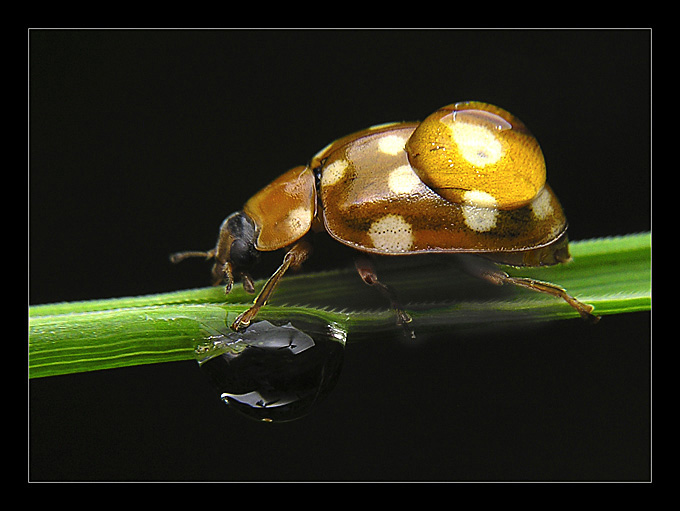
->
[231,309,253,331]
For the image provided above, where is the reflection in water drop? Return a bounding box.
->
[196,320,346,423]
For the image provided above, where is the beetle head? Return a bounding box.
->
[211,211,260,294]
[170,211,260,295]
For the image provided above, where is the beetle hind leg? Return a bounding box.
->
[354,255,413,328]
[493,275,599,323]
[460,255,600,323]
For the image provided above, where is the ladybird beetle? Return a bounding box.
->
[171,101,598,331]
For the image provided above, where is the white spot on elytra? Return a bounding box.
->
[368,214,414,252]
[461,204,498,232]
[377,134,406,155]
[388,165,422,195]
[321,159,348,188]
[448,122,502,167]
[462,189,498,208]
[530,187,553,220]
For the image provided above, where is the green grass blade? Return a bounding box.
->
[29,232,650,378]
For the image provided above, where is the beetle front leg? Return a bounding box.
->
[354,255,413,327]
[211,260,234,293]
[231,240,312,331]
[238,271,256,294]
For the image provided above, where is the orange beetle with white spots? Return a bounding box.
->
[171,101,598,331]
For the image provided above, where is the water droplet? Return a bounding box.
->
[195,319,345,422]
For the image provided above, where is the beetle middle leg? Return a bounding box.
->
[231,240,312,331]
[354,255,413,327]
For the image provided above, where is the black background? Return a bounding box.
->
[29,29,651,481]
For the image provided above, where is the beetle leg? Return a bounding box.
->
[214,261,234,293]
[495,275,599,322]
[238,271,256,294]
[231,240,312,331]
[460,255,600,323]
[354,255,413,327]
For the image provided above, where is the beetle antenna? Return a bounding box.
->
[169,250,215,264]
